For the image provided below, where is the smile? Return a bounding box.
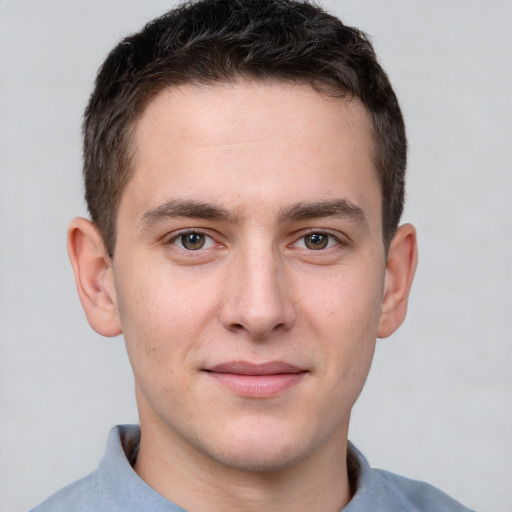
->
[203,361,308,398]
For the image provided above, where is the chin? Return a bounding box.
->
[196,418,324,474]
[207,440,307,473]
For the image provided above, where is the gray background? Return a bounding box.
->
[1,1,511,511]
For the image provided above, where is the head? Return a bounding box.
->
[69,0,417,501]
[83,0,406,257]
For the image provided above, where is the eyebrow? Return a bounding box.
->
[279,199,368,226]
[140,199,238,228]
[139,197,368,229]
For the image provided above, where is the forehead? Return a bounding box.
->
[123,81,380,226]
[134,81,373,155]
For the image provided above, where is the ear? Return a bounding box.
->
[378,223,418,338]
[67,217,122,337]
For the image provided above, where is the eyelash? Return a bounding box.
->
[166,229,344,252]
[293,231,342,251]
[166,229,218,251]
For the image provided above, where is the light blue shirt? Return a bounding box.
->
[31,425,475,512]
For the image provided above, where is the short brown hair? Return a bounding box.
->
[83,0,406,256]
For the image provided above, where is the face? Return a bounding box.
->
[110,82,389,472]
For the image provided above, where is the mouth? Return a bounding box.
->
[203,361,308,398]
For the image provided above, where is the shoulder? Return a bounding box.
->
[28,471,101,512]
[28,425,136,512]
[372,468,476,512]
[346,443,476,512]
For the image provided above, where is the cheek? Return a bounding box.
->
[298,264,383,379]
[302,264,384,336]
[114,263,219,374]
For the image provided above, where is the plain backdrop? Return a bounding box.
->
[1,1,511,511]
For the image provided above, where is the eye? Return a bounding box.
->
[295,232,338,250]
[171,231,216,251]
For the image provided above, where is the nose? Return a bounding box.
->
[220,245,296,339]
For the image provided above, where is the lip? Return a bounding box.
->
[203,361,307,398]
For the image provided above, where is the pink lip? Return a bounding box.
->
[204,361,307,398]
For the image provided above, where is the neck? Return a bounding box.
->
[133,420,353,512]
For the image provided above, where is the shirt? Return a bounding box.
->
[30,425,475,512]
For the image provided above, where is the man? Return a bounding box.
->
[31,1,474,510]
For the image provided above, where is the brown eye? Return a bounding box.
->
[303,233,329,250]
[180,232,206,250]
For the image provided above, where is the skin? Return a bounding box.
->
[68,81,417,512]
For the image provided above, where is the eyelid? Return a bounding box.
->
[165,228,219,250]
[295,233,338,250]
[291,228,347,248]
[161,227,349,253]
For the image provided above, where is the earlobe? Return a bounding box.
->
[67,217,122,337]
[377,223,418,338]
